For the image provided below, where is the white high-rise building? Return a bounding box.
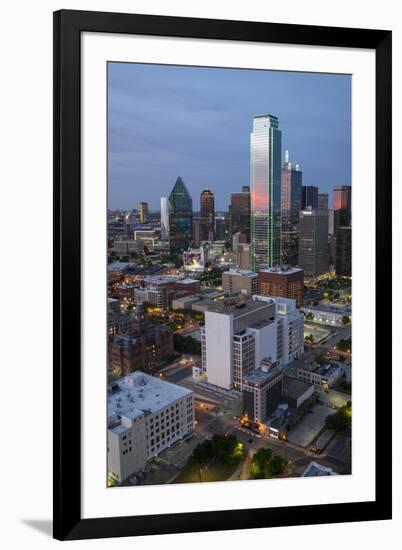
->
[160,197,169,240]
[201,296,304,390]
[108,371,194,483]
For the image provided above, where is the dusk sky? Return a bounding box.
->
[108,62,351,211]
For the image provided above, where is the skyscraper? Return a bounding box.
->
[301,186,319,209]
[229,186,250,242]
[333,185,352,226]
[298,208,329,278]
[250,114,282,270]
[318,193,329,210]
[335,226,352,277]
[200,188,215,241]
[281,150,302,266]
[139,202,149,224]
[168,177,193,254]
[160,197,169,240]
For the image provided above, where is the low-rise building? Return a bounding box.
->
[297,362,343,389]
[302,461,337,477]
[301,304,351,327]
[109,325,174,376]
[108,372,194,483]
[222,268,258,297]
[281,376,315,409]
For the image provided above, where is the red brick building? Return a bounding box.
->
[258,266,304,307]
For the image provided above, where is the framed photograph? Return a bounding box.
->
[53,9,392,541]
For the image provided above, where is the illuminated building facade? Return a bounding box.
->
[258,266,304,307]
[230,186,250,242]
[280,150,302,266]
[200,188,215,241]
[250,114,282,270]
[333,185,351,226]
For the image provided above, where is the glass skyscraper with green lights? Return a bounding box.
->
[250,114,282,271]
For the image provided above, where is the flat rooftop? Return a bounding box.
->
[243,366,281,386]
[206,298,274,317]
[224,268,258,277]
[282,376,313,399]
[259,266,303,275]
[299,363,341,377]
[108,371,192,423]
[302,304,350,314]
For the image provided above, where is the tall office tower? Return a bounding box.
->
[333,185,352,226]
[160,197,169,240]
[258,266,304,307]
[250,114,282,270]
[192,219,201,247]
[298,207,329,278]
[301,186,319,209]
[168,177,193,254]
[200,188,215,241]
[328,209,340,265]
[335,226,352,277]
[229,186,250,242]
[215,216,230,241]
[281,150,302,266]
[318,193,329,209]
[139,202,149,224]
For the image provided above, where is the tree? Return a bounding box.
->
[325,404,352,433]
[250,448,288,479]
[342,315,351,326]
[305,312,314,321]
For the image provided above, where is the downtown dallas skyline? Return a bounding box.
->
[108,62,351,211]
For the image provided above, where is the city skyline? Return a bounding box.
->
[108,62,351,210]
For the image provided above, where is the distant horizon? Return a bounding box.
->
[108,63,351,211]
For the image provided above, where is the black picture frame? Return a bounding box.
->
[53,9,392,541]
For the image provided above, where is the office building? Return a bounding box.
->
[250,114,282,270]
[160,197,169,240]
[215,215,230,242]
[200,189,215,241]
[318,193,329,209]
[258,266,304,307]
[202,298,276,390]
[192,219,201,247]
[242,359,284,424]
[298,207,329,278]
[335,226,352,277]
[301,186,319,209]
[168,177,193,253]
[333,185,352,226]
[236,243,250,270]
[108,371,194,482]
[139,202,149,224]
[255,295,304,365]
[201,295,303,390]
[281,150,302,266]
[222,268,259,297]
[229,186,250,242]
